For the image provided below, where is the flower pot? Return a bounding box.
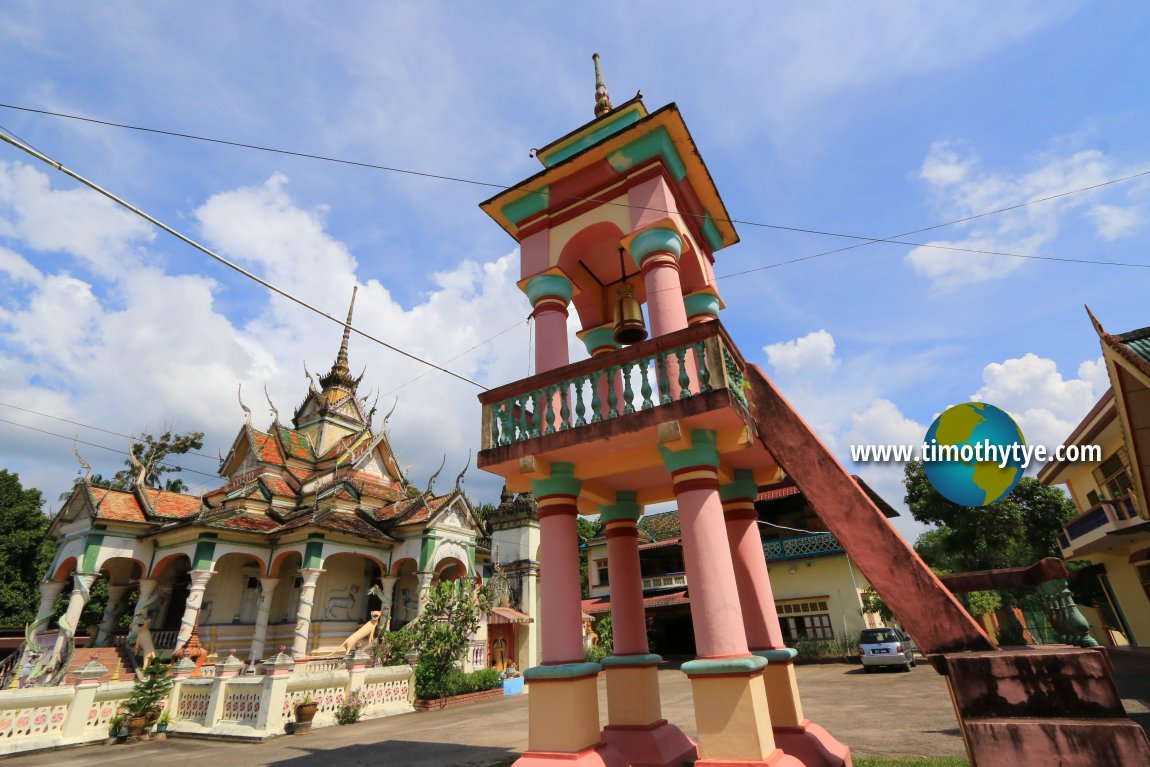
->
[125,716,149,737]
[295,702,318,724]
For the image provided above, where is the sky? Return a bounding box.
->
[1,2,1148,543]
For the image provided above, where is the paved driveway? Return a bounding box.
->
[6,660,969,766]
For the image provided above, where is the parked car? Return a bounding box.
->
[858,627,915,673]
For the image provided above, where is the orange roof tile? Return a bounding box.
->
[206,513,281,532]
[140,488,202,518]
[89,488,147,523]
[260,474,296,497]
[251,430,284,464]
[276,427,314,460]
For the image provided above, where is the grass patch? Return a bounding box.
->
[855,757,969,767]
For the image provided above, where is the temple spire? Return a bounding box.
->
[593,53,613,118]
[331,285,358,379]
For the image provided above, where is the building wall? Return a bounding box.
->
[766,555,873,643]
[1094,548,1150,645]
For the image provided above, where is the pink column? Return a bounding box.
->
[624,224,687,339]
[579,326,624,421]
[722,475,787,650]
[641,253,688,338]
[662,431,752,660]
[524,273,574,374]
[604,519,647,656]
[537,494,587,665]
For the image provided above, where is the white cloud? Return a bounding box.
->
[0,164,530,507]
[970,352,1107,458]
[763,329,837,374]
[1089,204,1142,241]
[905,141,1150,290]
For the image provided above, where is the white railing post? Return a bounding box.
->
[61,658,106,739]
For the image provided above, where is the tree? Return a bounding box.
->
[409,579,493,699]
[577,516,600,598]
[0,471,55,628]
[904,460,1076,571]
[113,429,204,490]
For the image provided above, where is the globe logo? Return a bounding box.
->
[922,402,1025,507]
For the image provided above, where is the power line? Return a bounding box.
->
[0,417,221,479]
[0,400,221,463]
[4,102,1148,269]
[0,128,488,391]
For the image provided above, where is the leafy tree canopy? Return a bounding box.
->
[905,460,1077,571]
[62,428,204,500]
[0,470,55,628]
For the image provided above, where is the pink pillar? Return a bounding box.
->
[641,254,688,338]
[661,431,752,660]
[722,479,786,650]
[525,273,574,375]
[604,519,647,656]
[537,494,587,665]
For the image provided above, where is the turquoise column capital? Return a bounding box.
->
[524,273,574,306]
[531,461,582,498]
[720,469,758,502]
[599,491,641,523]
[684,292,721,320]
[628,226,682,268]
[580,326,620,356]
[659,429,719,473]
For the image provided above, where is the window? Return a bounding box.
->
[595,559,609,586]
[1138,564,1150,604]
[1094,450,1133,500]
[775,599,834,641]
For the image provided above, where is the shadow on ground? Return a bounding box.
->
[267,740,516,767]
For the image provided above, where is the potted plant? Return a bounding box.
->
[122,662,173,736]
[295,693,318,725]
[107,712,126,742]
[156,709,171,733]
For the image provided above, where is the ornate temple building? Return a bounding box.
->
[27,291,508,678]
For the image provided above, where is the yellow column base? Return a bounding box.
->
[756,651,804,727]
[525,663,604,753]
[604,656,663,725]
[683,656,777,762]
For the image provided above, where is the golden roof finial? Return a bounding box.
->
[332,285,358,378]
[593,53,613,118]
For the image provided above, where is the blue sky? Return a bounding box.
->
[1,2,1147,542]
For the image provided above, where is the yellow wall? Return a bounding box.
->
[767,555,873,642]
[1093,549,1150,646]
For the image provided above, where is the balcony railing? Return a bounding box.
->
[480,322,748,450]
[1062,495,1141,547]
[642,573,688,590]
[763,532,844,562]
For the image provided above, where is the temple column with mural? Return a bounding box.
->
[175,569,216,650]
[722,470,849,767]
[248,577,280,661]
[376,575,398,629]
[415,571,435,617]
[127,578,158,630]
[599,491,696,767]
[94,583,131,646]
[518,463,625,767]
[661,431,786,766]
[292,568,325,657]
[52,572,99,662]
[30,580,66,648]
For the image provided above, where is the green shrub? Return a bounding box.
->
[374,625,416,666]
[334,691,364,725]
[792,637,855,664]
[417,665,503,699]
[584,645,609,664]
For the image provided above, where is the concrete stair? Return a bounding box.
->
[64,645,136,684]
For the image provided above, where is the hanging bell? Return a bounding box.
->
[613,282,648,345]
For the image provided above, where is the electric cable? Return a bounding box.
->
[3,102,1148,270]
[0,128,488,391]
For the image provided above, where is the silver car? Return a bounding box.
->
[858,627,915,672]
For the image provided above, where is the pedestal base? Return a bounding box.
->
[693,748,807,767]
[513,742,630,767]
[773,720,852,767]
[602,719,698,767]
